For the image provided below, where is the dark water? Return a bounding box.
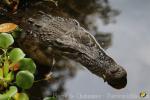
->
[64,0,150,100]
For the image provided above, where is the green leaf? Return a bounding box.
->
[19,58,36,74]
[4,71,14,82]
[5,86,17,98]
[16,71,34,89]
[0,94,9,100]
[3,61,9,77]
[0,33,14,49]
[9,48,25,63]
[14,93,29,100]
[0,68,3,78]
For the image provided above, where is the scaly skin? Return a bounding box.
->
[15,11,127,89]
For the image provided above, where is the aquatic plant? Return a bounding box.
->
[0,23,35,100]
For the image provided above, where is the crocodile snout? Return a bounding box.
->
[105,66,127,89]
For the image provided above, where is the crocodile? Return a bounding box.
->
[6,10,126,89]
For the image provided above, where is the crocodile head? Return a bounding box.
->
[17,11,127,89]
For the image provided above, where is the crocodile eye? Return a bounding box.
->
[27,18,34,24]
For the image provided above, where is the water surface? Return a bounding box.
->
[65,0,150,100]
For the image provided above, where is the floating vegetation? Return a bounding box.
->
[0,23,34,99]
